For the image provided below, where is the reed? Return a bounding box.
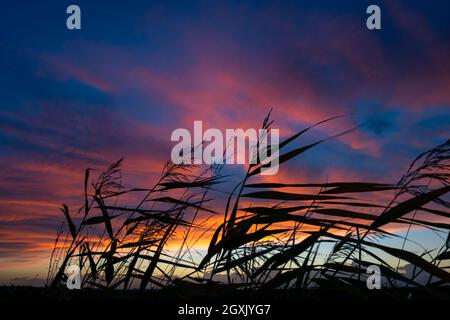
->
[47,113,450,298]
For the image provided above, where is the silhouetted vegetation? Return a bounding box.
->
[46,114,450,299]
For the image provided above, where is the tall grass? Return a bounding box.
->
[47,114,450,298]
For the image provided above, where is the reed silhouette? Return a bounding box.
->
[46,113,450,299]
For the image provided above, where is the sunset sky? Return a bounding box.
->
[0,0,449,285]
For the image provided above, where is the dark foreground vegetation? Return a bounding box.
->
[41,113,450,300]
[2,285,450,301]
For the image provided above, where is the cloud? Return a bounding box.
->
[1,1,449,283]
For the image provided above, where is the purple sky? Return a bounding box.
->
[0,0,449,284]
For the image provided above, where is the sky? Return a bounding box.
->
[0,0,449,285]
